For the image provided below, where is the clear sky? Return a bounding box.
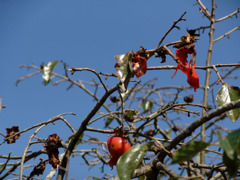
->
[0,1,239,179]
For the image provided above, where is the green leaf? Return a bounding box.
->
[75,133,84,147]
[105,116,114,128]
[223,151,240,178]
[125,109,137,117]
[42,61,59,85]
[116,142,154,180]
[138,175,146,180]
[115,51,134,92]
[216,83,240,122]
[142,100,153,112]
[85,176,103,180]
[92,177,103,180]
[218,129,240,160]
[169,178,201,180]
[0,164,4,171]
[172,141,210,164]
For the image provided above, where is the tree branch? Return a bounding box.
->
[57,84,119,180]
[156,11,186,47]
[108,99,240,180]
[68,67,108,92]
[214,26,240,43]
[215,8,240,22]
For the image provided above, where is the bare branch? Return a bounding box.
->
[1,112,75,145]
[214,26,240,43]
[197,0,211,20]
[156,11,187,47]
[0,152,11,175]
[212,65,224,84]
[57,84,119,180]
[16,71,41,86]
[216,8,240,22]
[165,98,240,152]
[20,125,45,180]
[147,63,240,71]
[68,67,108,92]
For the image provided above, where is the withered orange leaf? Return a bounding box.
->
[5,126,20,144]
[131,52,147,78]
[172,44,199,92]
[43,133,62,168]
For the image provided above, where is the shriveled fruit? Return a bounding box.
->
[107,136,131,169]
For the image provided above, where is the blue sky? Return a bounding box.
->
[0,1,240,179]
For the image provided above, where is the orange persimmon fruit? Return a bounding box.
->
[107,136,131,169]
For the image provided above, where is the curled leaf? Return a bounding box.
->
[216,83,240,122]
[131,47,148,78]
[42,61,59,86]
[115,51,134,91]
[172,44,199,92]
[142,100,153,112]
[28,159,47,179]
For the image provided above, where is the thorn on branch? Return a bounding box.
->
[174,26,180,30]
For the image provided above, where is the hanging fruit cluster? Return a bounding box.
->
[107,127,131,169]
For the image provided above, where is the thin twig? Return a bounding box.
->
[68,68,108,92]
[214,26,240,43]
[215,8,240,22]
[16,71,41,86]
[147,63,240,71]
[2,112,75,145]
[20,125,45,180]
[157,11,187,47]
[0,152,11,174]
[57,84,119,180]
[197,0,211,20]
[212,65,224,84]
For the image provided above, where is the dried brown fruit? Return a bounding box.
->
[144,127,155,137]
[110,96,119,103]
[113,127,129,138]
[5,126,20,144]
[184,94,194,103]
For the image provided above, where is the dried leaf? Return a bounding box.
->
[28,159,47,179]
[115,51,134,91]
[5,126,20,144]
[43,134,62,168]
[131,53,147,78]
